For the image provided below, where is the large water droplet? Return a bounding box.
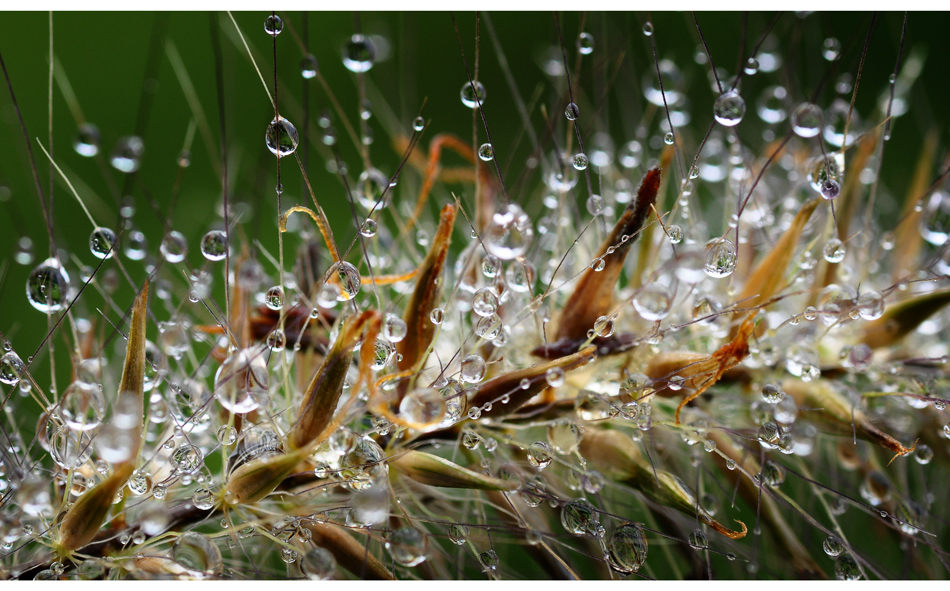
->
[703,238,737,278]
[26,258,70,313]
[460,80,486,109]
[343,34,376,73]
[266,116,299,156]
[200,230,228,261]
[110,136,144,173]
[713,90,746,126]
[89,227,116,259]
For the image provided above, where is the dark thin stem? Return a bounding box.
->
[692,13,723,95]
[450,12,510,205]
[210,11,232,340]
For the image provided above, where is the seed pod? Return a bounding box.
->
[397,204,456,376]
[291,311,373,449]
[301,521,393,580]
[859,287,950,349]
[468,345,596,418]
[580,429,747,539]
[56,470,128,554]
[225,446,311,505]
[732,197,819,338]
[391,450,519,491]
[783,379,914,457]
[556,167,661,342]
[57,281,149,553]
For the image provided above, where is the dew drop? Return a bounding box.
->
[264,14,283,36]
[265,116,299,157]
[713,90,746,127]
[460,80,486,109]
[200,230,228,261]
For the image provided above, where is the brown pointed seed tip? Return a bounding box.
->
[556,167,660,342]
[783,378,914,456]
[225,446,310,505]
[57,469,130,553]
[292,310,374,449]
[391,450,520,491]
[579,429,746,539]
[732,197,819,337]
[397,203,456,375]
[468,345,596,418]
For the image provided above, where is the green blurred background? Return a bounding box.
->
[0,11,946,419]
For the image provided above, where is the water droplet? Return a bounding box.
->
[835,553,861,580]
[216,425,237,445]
[301,547,336,580]
[360,218,377,237]
[703,238,737,278]
[485,204,533,260]
[577,32,594,55]
[460,80,486,109]
[913,443,934,465]
[565,102,579,121]
[192,487,214,510]
[399,388,446,430]
[761,383,785,404]
[26,258,70,313]
[547,420,580,454]
[590,257,606,272]
[478,143,494,161]
[264,14,283,36]
[429,307,444,325]
[920,191,950,245]
[265,116,299,156]
[171,532,222,576]
[546,367,566,388]
[607,523,648,573]
[664,132,675,145]
[386,527,427,567]
[214,347,269,413]
[73,123,100,157]
[160,231,188,263]
[60,381,105,431]
[448,524,469,546]
[527,441,553,469]
[821,536,844,558]
[343,34,376,73]
[713,90,746,126]
[572,153,589,170]
[460,355,487,384]
[300,53,318,78]
[822,37,841,61]
[791,103,822,138]
[200,230,228,261]
[561,498,598,535]
[412,116,425,131]
[264,285,284,310]
[667,224,683,244]
[642,22,654,37]
[687,529,708,550]
[822,238,846,263]
[633,283,673,321]
[1,352,25,385]
[110,136,144,173]
[856,290,884,320]
[472,288,499,318]
[744,57,759,75]
[327,261,361,301]
[479,549,499,572]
